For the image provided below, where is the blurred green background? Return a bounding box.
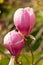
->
[0,0,43,65]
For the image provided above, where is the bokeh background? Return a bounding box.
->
[0,0,43,65]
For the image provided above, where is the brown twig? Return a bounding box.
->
[22,35,34,65]
[15,57,22,65]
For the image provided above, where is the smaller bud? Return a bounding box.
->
[4,30,25,56]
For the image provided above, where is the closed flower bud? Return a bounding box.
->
[4,30,25,56]
[14,7,36,36]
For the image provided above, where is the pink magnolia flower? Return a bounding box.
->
[14,7,36,36]
[4,30,25,56]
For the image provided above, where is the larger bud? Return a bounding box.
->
[14,7,36,36]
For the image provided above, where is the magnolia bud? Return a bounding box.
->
[4,30,25,56]
[14,7,36,36]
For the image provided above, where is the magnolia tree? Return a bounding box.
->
[4,7,36,65]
